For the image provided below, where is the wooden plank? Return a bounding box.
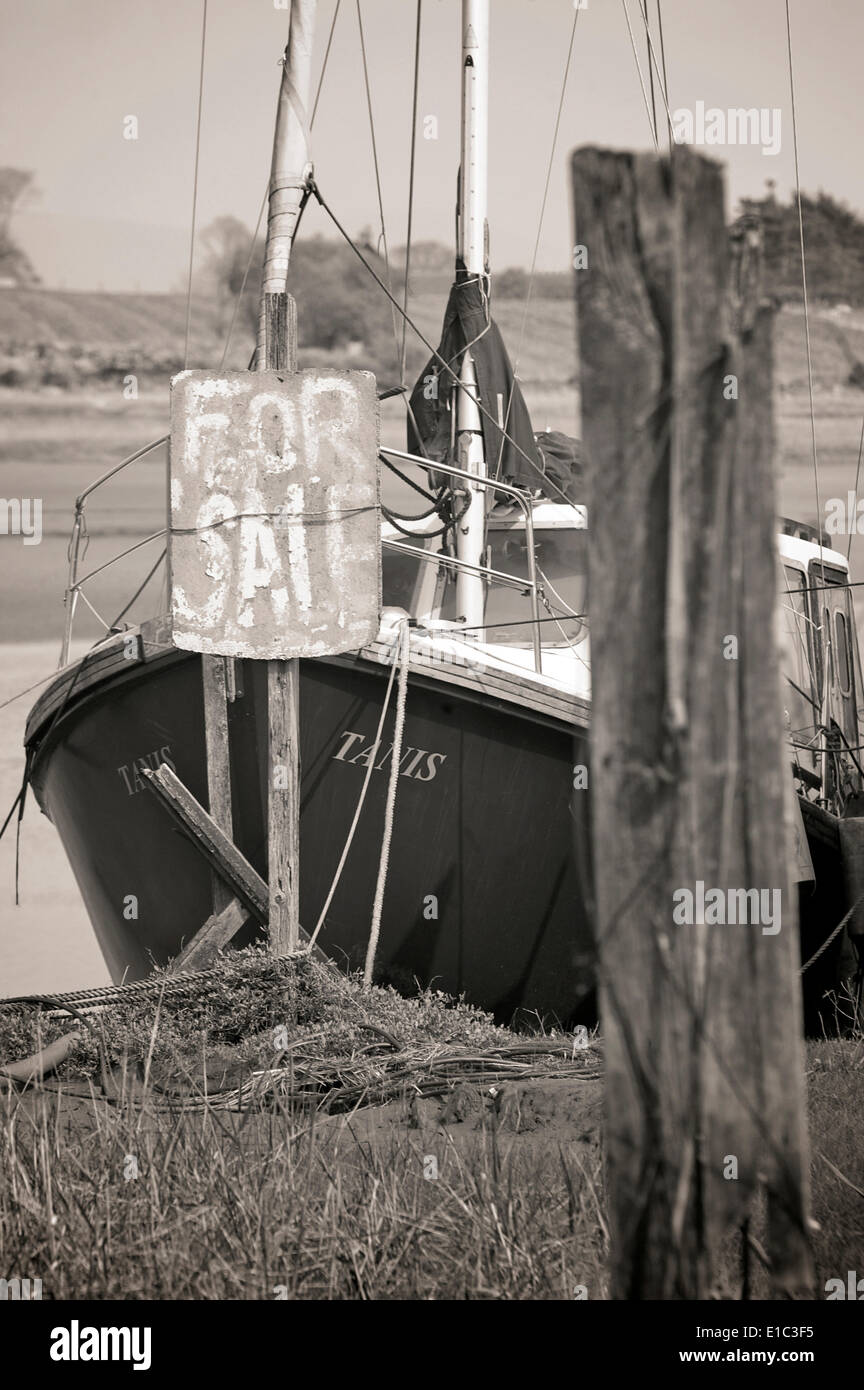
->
[263,293,300,956]
[169,896,249,973]
[572,144,813,1299]
[141,764,268,920]
[267,656,300,953]
[202,655,234,915]
[263,290,297,372]
[141,758,331,967]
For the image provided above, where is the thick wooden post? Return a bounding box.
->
[262,290,300,954]
[573,145,813,1298]
[201,655,234,914]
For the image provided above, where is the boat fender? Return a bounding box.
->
[0,1029,81,1085]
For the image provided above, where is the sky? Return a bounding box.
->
[1,0,862,291]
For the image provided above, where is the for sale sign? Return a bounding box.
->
[169,369,380,659]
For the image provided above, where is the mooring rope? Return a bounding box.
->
[364,618,411,985]
[0,966,236,1016]
[798,894,863,975]
[306,623,405,953]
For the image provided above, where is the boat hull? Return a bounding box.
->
[27,644,596,1026]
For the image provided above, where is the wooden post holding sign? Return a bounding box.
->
[572,145,813,1298]
[201,655,234,917]
[168,299,380,953]
[263,293,298,956]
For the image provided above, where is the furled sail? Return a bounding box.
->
[408,278,584,503]
[408,278,543,488]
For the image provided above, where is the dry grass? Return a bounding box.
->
[0,1086,607,1300]
[0,951,861,1301]
[0,951,606,1300]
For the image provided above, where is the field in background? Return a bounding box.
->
[2,292,863,646]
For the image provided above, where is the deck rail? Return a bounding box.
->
[380,447,546,673]
[59,440,558,676]
[60,434,169,667]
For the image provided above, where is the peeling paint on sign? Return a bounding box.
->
[169,369,381,659]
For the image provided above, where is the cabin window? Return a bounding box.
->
[779,565,818,750]
[809,562,851,694]
[437,527,587,645]
[809,560,859,755]
[834,609,852,697]
[382,541,434,616]
[821,604,836,693]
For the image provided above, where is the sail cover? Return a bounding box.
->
[408,278,546,494]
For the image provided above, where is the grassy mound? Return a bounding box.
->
[0,947,590,1101]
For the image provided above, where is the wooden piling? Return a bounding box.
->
[572,145,813,1298]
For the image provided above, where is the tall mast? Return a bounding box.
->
[257,0,317,361]
[454,0,489,632]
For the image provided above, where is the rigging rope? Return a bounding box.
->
[183,0,209,370]
[642,0,657,144]
[785,0,823,575]
[356,0,400,364]
[637,0,676,151]
[621,0,660,152]
[495,2,582,477]
[382,497,466,539]
[655,0,672,150]
[311,0,342,127]
[310,181,585,516]
[399,0,423,388]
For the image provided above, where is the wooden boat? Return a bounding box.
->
[19,1,864,1031]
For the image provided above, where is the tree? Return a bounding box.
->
[736,189,864,306]
[197,217,405,379]
[198,216,262,331]
[0,169,40,285]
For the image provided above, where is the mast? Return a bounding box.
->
[257,0,317,361]
[455,0,489,632]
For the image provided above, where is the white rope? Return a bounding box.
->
[364,618,411,985]
[307,620,405,952]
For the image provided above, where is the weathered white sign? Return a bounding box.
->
[169,369,380,659]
